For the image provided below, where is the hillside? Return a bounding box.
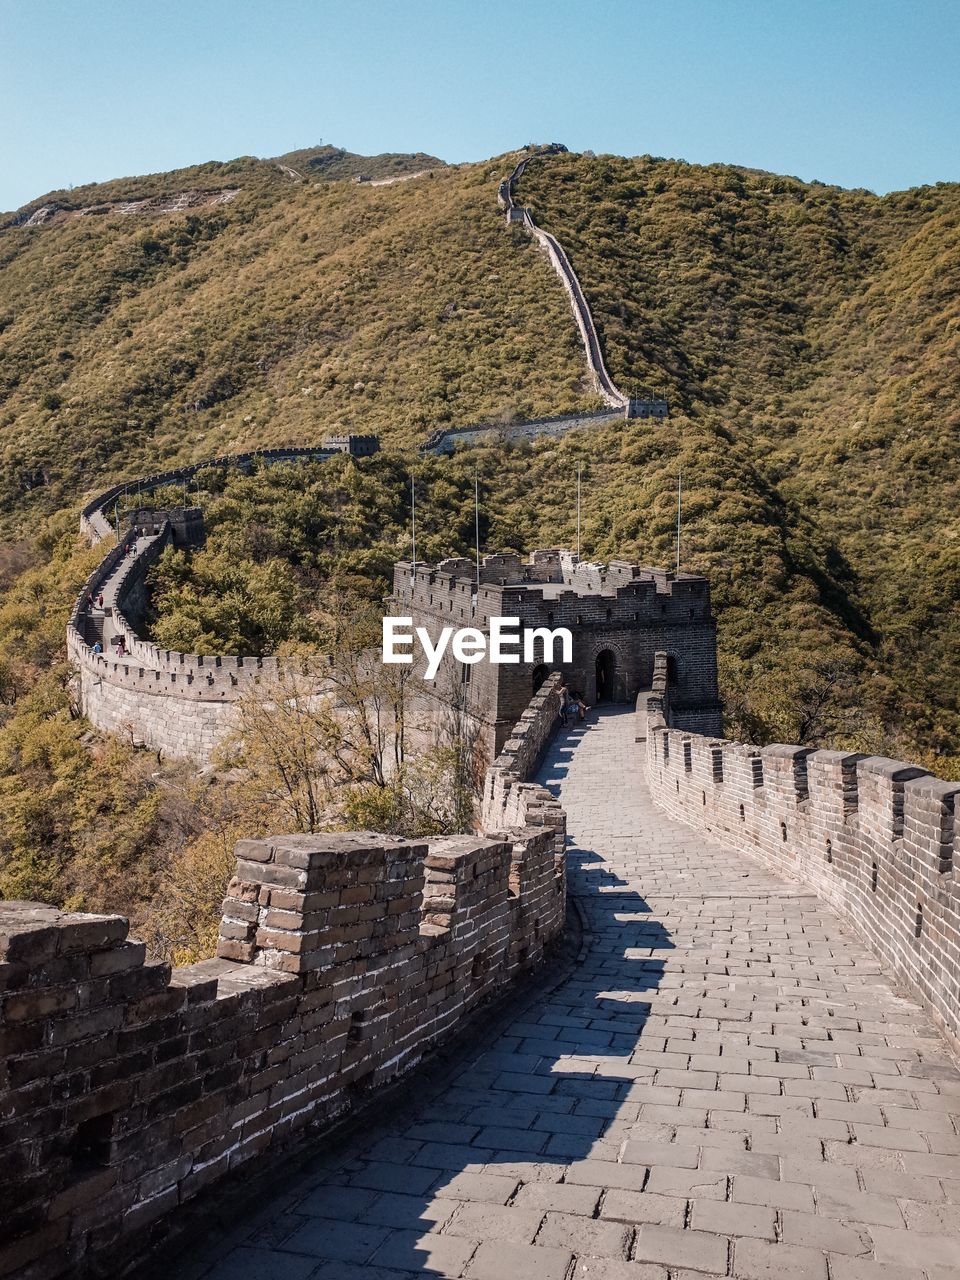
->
[0,151,590,523]
[516,152,960,762]
[0,142,958,952]
[273,144,446,181]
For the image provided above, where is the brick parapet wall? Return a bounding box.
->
[70,449,361,760]
[643,709,960,1053]
[78,447,349,547]
[422,408,620,455]
[391,558,713,625]
[0,801,566,1277]
[68,525,287,761]
[481,672,565,835]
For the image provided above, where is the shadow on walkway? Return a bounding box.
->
[173,708,678,1279]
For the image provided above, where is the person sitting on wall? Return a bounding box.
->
[92,641,102,654]
[569,690,590,720]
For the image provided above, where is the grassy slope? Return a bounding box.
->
[517,153,960,764]
[0,151,591,525]
[0,144,959,947]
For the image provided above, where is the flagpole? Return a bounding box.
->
[411,475,417,582]
[676,467,682,575]
[576,464,582,563]
[474,467,481,592]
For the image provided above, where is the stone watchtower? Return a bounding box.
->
[390,549,722,759]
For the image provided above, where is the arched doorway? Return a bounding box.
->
[531,664,549,694]
[595,649,616,703]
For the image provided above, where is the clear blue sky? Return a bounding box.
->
[2,0,958,210]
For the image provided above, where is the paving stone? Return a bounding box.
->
[644,1166,728,1200]
[826,1260,926,1280]
[860,1168,945,1202]
[871,1226,960,1269]
[781,1211,873,1255]
[574,1261,668,1280]
[814,1187,905,1228]
[347,1161,439,1196]
[600,1190,687,1228]
[281,1218,392,1262]
[853,1124,928,1151]
[621,1140,700,1168]
[512,1181,601,1215]
[732,1174,815,1212]
[690,1198,776,1240]
[203,1249,319,1280]
[358,1193,457,1231]
[444,1202,543,1244]
[368,1228,477,1275]
[899,1200,960,1235]
[565,1160,646,1191]
[310,1262,412,1280]
[296,1184,379,1219]
[733,1238,829,1280]
[536,1210,632,1257]
[414,1142,496,1170]
[466,1239,572,1279]
[167,708,960,1280]
[435,1172,520,1203]
[632,1224,729,1272]
[700,1148,779,1178]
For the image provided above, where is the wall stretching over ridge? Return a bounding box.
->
[421,407,620,455]
[643,699,960,1053]
[70,445,367,762]
[0,687,567,1280]
[68,517,286,763]
[78,444,365,544]
[498,148,630,413]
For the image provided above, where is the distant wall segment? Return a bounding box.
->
[498,147,667,420]
[70,442,376,762]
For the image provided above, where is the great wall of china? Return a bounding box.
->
[3,148,959,1279]
[68,442,378,762]
[4,665,960,1279]
[0,675,569,1279]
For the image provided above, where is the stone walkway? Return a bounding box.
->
[176,707,960,1280]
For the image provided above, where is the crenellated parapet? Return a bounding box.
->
[0,676,567,1280]
[391,553,722,757]
[69,443,376,761]
[643,700,960,1052]
[78,441,379,547]
[481,671,566,834]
